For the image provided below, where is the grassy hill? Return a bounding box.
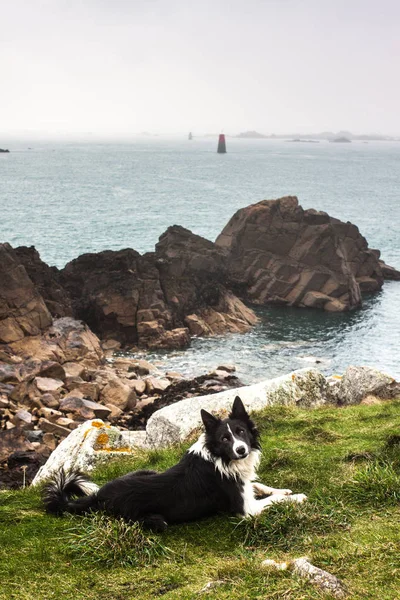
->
[1,400,400,599]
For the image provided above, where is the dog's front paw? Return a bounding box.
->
[288,493,307,504]
[272,488,292,496]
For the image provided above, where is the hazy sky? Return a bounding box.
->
[2,0,400,136]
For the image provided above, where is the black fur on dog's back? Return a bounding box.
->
[42,396,261,530]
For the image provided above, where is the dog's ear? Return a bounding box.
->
[201,409,220,431]
[230,396,249,421]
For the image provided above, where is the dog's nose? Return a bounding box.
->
[236,446,246,456]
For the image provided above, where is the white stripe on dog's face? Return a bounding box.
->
[227,424,249,459]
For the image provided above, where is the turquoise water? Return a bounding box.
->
[1,138,400,381]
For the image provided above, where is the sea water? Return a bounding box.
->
[1,137,399,381]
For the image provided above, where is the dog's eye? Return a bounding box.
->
[236,428,244,435]
[222,436,230,442]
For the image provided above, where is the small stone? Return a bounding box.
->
[217,365,236,373]
[12,409,33,429]
[42,432,57,450]
[35,377,64,393]
[104,403,123,422]
[0,397,10,409]
[128,359,154,376]
[38,407,63,421]
[63,362,87,379]
[101,339,121,351]
[25,430,44,443]
[38,362,66,381]
[145,377,170,394]
[41,393,60,409]
[56,417,78,430]
[166,371,184,380]
[38,417,70,437]
[130,379,146,395]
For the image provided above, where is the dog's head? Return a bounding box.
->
[201,396,260,463]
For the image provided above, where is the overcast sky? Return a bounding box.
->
[1,0,399,137]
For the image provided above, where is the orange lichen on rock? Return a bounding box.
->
[96,432,110,446]
[91,420,110,429]
[99,446,132,453]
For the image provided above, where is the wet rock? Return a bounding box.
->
[217,364,236,373]
[215,196,396,311]
[378,260,400,281]
[127,359,154,376]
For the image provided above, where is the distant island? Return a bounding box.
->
[330,137,351,143]
[236,131,269,139]
[233,130,400,142]
[0,148,10,153]
[288,139,320,143]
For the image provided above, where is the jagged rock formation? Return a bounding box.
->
[215,196,398,311]
[155,226,258,337]
[1,197,399,351]
[0,244,52,343]
[14,246,73,318]
[60,248,177,348]
[59,227,257,348]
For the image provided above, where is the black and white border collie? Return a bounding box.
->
[43,397,306,530]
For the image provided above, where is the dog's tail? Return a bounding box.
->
[42,469,100,516]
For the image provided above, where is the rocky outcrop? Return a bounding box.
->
[0,243,52,343]
[1,198,399,353]
[155,225,258,335]
[14,246,73,318]
[215,196,398,311]
[59,228,257,348]
[61,249,176,347]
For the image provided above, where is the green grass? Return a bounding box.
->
[1,400,400,599]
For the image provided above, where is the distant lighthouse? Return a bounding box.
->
[217,133,226,153]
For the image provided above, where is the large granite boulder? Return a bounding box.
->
[145,369,331,447]
[31,419,146,486]
[331,365,400,405]
[0,243,52,343]
[215,197,397,311]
